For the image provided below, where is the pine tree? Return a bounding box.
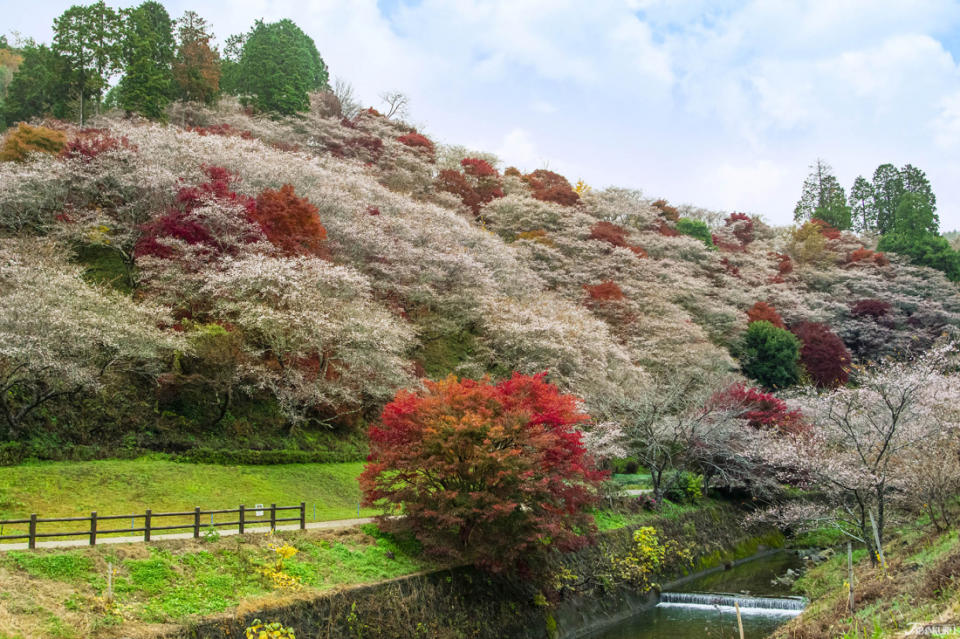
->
[793,159,852,230]
[118,1,175,119]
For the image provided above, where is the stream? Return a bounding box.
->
[588,550,806,639]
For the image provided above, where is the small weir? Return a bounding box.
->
[586,550,807,639]
[658,591,805,615]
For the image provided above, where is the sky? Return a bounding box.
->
[8,0,960,229]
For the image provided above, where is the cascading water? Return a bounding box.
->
[657,591,805,614]
[587,550,807,639]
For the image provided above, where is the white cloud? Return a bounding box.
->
[703,160,791,216]
[530,100,557,114]
[934,90,960,149]
[495,128,541,170]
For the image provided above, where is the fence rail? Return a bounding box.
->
[0,502,306,549]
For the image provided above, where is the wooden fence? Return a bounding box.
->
[0,502,306,549]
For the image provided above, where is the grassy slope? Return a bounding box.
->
[0,459,377,539]
[0,524,429,639]
[777,526,960,638]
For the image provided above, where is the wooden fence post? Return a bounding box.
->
[300,502,306,530]
[239,505,245,535]
[28,514,37,550]
[144,509,151,542]
[90,512,97,546]
[193,507,201,539]
[847,541,855,612]
[270,503,276,531]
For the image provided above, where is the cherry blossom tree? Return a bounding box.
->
[760,343,960,561]
[0,239,182,435]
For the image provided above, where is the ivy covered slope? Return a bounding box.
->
[1,99,959,462]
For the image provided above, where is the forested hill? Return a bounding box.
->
[1,95,959,461]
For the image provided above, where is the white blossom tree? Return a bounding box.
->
[0,239,183,435]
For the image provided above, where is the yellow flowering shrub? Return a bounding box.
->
[611,526,691,592]
[245,619,296,639]
[259,542,303,591]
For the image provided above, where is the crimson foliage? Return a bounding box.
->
[747,302,786,329]
[790,321,852,388]
[135,167,257,260]
[850,299,893,319]
[725,212,755,245]
[61,128,136,160]
[360,373,605,573]
[397,132,435,158]
[523,169,579,206]
[584,280,626,302]
[810,218,842,240]
[434,158,504,215]
[252,184,329,257]
[708,383,806,435]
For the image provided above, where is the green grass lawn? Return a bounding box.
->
[0,458,376,540]
[0,524,432,636]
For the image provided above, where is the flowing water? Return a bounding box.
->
[587,550,806,639]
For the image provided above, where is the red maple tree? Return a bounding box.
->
[790,321,852,388]
[360,373,606,573]
[251,184,329,258]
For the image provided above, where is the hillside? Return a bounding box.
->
[1,96,959,461]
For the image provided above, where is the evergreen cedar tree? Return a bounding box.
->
[360,373,606,573]
[1,44,72,125]
[239,19,328,115]
[740,320,801,390]
[746,301,786,329]
[790,321,852,388]
[708,383,806,436]
[118,1,176,120]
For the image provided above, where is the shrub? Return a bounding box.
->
[790,321,852,388]
[773,252,793,275]
[651,198,680,221]
[746,301,785,329]
[360,373,606,573]
[810,218,842,240]
[584,280,626,302]
[251,184,328,257]
[656,220,680,237]
[590,220,629,247]
[397,132,435,158]
[0,123,66,161]
[789,221,830,265]
[434,158,504,215]
[724,212,754,245]
[849,247,874,262]
[515,229,553,246]
[708,383,805,435]
[676,218,714,247]
[134,166,258,261]
[503,166,521,177]
[61,128,135,161]
[187,124,254,139]
[523,169,579,206]
[850,299,893,319]
[245,620,296,639]
[740,320,801,390]
[611,526,690,592]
